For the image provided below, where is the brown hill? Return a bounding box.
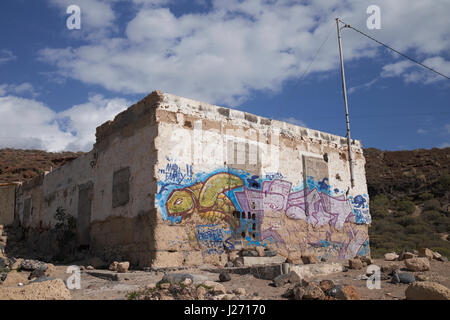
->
[0,148,82,183]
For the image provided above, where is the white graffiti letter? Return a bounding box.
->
[366,5,381,30]
[66,265,81,289]
[66,5,81,30]
[366,264,381,290]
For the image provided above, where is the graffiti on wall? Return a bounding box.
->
[157,165,371,260]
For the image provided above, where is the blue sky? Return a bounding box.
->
[0,0,449,152]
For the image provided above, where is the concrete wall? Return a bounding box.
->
[153,93,371,266]
[0,183,16,226]
[13,90,371,267]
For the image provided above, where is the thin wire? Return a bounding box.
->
[338,19,450,81]
[279,23,335,108]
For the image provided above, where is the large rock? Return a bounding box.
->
[273,274,290,287]
[117,262,130,273]
[319,280,335,292]
[381,263,402,275]
[255,246,265,257]
[401,252,416,260]
[301,254,319,264]
[219,271,231,282]
[0,279,71,300]
[348,258,363,270]
[336,285,360,300]
[161,273,193,284]
[405,282,450,300]
[290,263,343,280]
[391,272,415,284]
[384,253,399,261]
[404,258,430,272]
[294,283,325,300]
[20,260,47,271]
[418,248,434,260]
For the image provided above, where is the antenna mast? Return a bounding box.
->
[336,18,355,189]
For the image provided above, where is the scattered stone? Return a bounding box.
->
[117,262,130,273]
[182,278,192,286]
[212,283,227,295]
[356,274,369,280]
[161,273,193,284]
[233,288,246,296]
[325,285,342,298]
[418,248,434,260]
[225,262,234,268]
[86,265,95,270]
[294,282,325,300]
[437,256,448,262]
[391,272,415,284]
[381,263,402,275]
[159,282,170,289]
[415,274,429,282]
[336,285,360,300]
[405,281,450,300]
[301,254,319,264]
[281,288,294,299]
[319,280,335,292]
[109,261,119,271]
[264,250,277,257]
[348,258,363,270]
[404,257,430,272]
[272,273,290,287]
[320,256,328,262]
[359,256,372,265]
[219,271,231,282]
[401,252,416,260]
[384,253,399,261]
[241,250,259,257]
[20,259,47,272]
[342,266,349,272]
[9,258,23,270]
[255,246,265,257]
[233,258,244,267]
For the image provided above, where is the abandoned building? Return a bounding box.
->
[0,90,371,267]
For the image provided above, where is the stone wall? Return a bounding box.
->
[13,90,371,267]
[153,92,371,267]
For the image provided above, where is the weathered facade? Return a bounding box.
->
[10,91,371,267]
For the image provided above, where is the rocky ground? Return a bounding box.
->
[1,251,449,300]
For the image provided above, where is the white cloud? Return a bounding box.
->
[439,142,450,148]
[0,49,17,64]
[417,128,427,135]
[0,83,38,97]
[0,94,129,152]
[381,57,450,84]
[40,0,450,105]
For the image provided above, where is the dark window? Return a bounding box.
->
[112,167,130,208]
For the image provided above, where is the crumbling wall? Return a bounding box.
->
[88,92,161,266]
[153,93,371,267]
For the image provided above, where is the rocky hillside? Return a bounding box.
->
[0,149,82,183]
[1,147,449,258]
[363,148,450,258]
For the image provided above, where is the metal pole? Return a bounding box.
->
[336,18,355,189]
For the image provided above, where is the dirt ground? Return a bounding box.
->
[1,258,448,300]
